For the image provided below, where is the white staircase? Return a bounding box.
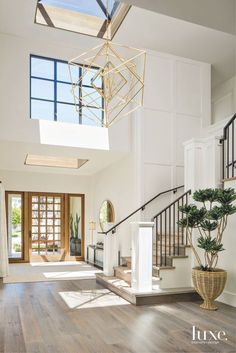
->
[96,188,199,304]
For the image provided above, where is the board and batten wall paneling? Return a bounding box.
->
[144,55,173,111]
[176,61,202,117]
[90,50,211,257]
[212,75,236,123]
[142,51,210,209]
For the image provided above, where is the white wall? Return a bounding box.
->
[141,50,210,219]
[212,75,236,123]
[91,155,138,257]
[91,50,211,257]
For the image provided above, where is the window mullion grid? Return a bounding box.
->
[30,55,103,126]
[31,75,54,82]
[79,67,83,125]
[54,60,57,121]
[101,76,104,126]
[30,56,32,119]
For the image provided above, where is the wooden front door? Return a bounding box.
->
[6,191,85,263]
[29,193,65,261]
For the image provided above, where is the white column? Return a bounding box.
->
[184,136,222,271]
[184,136,221,193]
[131,222,154,292]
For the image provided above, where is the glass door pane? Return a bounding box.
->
[30,194,63,256]
[7,193,23,259]
[69,195,83,256]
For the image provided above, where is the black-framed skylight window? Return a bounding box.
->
[35,0,131,39]
[30,55,103,126]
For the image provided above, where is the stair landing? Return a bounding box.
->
[96,273,200,306]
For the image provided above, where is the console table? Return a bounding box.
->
[86,245,103,269]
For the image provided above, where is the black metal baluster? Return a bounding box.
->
[155,217,158,267]
[227,128,229,179]
[173,203,176,255]
[169,207,171,256]
[164,210,167,266]
[185,193,188,245]
[177,200,180,256]
[181,197,184,245]
[222,138,225,180]
[232,121,234,178]
[160,214,162,266]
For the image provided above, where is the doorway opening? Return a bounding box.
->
[6,191,85,263]
[6,192,24,261]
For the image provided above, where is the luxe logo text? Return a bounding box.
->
[192,326,227,344]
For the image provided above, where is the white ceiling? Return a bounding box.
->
[123,0,236,35]
[115,7,236,88]
[0,140,128,176]
[0,0,235,88]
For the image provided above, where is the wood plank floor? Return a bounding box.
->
[0,279,235,353]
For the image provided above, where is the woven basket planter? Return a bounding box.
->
[192,268,227,310]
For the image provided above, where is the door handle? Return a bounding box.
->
[29,230,32,239]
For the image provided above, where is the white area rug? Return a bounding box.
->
[3,261,102,284]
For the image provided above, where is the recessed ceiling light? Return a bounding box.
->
[25,154,89,169]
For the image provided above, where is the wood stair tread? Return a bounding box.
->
[154,265,176,270]
[121,256,131,261]
[114,266,131,272]
[162,255,188,259]
[114,266,131,285]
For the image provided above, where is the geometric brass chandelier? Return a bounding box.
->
[69,2,146,128]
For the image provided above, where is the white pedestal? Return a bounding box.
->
[131,222,154,292]
[103,234,118,276]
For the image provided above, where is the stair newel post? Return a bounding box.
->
[103,223,118,276]
[131,222,154,292]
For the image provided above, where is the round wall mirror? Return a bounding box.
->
[99,200,115,232]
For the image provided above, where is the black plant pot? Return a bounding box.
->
[70,237,81,256]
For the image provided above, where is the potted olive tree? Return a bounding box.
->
[179,188,236,310]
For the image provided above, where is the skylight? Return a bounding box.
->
[25,154,89,169]
[35,0,131,39]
